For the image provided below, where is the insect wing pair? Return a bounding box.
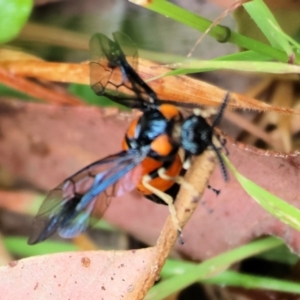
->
[29,33,155,244]
[89,32,229,177]
[28,32,228,244]
[28,150,148,244]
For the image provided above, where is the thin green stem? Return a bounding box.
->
[133,0,300,64]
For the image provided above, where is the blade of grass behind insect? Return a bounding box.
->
[203,270,300,293]
[243,0,294,58]
[4,237,78,257]
[147,50,274,80]
[268,20,300,52]
[161,259,300,294]
[0,83,34,101]
[150,60,300,80]
[213,50,273,62]
[130,0,300,63]
[224,156,300,232]
[68,84,129,109]
[146,237,282,300]
[142,49,273,66]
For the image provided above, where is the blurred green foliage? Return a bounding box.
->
[0,0,33,44]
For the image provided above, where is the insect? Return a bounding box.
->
[28,32,228,245]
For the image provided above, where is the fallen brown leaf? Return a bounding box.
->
[0,248,157,299]
[0,100,300,260]
[0,101,219,299]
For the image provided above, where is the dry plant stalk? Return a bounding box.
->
[125,151,218,299]
[187,1,243,58]
[0,54,299,114]
[0,66,83,106]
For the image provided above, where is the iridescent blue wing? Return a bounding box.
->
[28,149,147,245]
[89,32,157,109]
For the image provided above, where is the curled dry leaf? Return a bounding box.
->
[1,58,299,114]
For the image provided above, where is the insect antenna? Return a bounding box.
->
[212,92,230,128]
[210,92,230,182]
[210,142,229,182]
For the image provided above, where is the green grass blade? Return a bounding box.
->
[146,237,282,300]
[130,0,300,63]
[203,270,300,293]
[68,84,128,109]
[213,50,272,62]
[267,20,300,52]
[141,49,272,66]
[149,60,300,80]
[145,50,273,78]
[4,236,78,257]
[0,84,34,100]
[224,156,300,232]
[161,260,300,294]
[243,0,293,57]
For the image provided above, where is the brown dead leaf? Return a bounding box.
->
[0,248,157,299]
[0,100,132,189]
[1,99,300,261]
[0,99,220,298]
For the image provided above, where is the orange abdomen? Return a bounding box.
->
[136,154,182,195]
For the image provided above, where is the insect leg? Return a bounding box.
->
[207,184,220,196]
[142,172,183,242]
[157,168,198,196]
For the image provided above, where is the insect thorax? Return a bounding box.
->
[181,115,213,155]
[124,108,180,160]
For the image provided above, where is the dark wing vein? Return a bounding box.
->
[89,32,157,109]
